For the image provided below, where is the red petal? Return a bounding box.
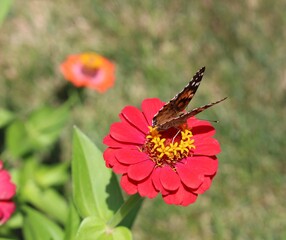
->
[152,167,169,195]
[152,167,162,191]
[141,98,165,125]
[128,160,154,181]
[137,175,158,198]
[115,149,149,165]
[121,106,149,134]
[0,171,16,200]
[188,156,218,176]
[188,117,216,139]
[188,117,213,129]
[193,137,221,156]
[191,124,216,139]
[0,201,15,224]
[162,184,198,206]
[103,135,139,149]
[120,174,138,195]
[108,155,129,174]
[113,164,129,174]
[177,163,204,189]
[110,122,145,144]
[103,148,116,167]
[162,185,184,205]
[180,186,198,206]
[0,170,9,182]
[194,176,212,194]
[160,166,180,191]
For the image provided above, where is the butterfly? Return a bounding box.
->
[152,66,227,131]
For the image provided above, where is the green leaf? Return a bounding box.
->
[119,197,143,229]
[36,162,69,187]
[111,227,132,240]
[16,157,38,189]
[23,206,64,240]
[22,183,68,225]
[6,120,33,157]
[75,217,132,240]
[72,127,124,220]
[26,105,69,150]
[0,0,13,26]
[107,194,142,229]
[19,159,68,225]
[17,158,68,224]
[75,217,106,240]
[6,105,69,157]
[64,201,81,240]
[0,238,17,240]
[0,108,14,127]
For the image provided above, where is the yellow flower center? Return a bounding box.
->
[80,53,103,69]
[79,53,104,77]
[143,126,195,167]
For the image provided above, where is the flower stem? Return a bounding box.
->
[107,194,142,228]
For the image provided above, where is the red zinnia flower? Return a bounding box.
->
[103,98,221,206]
[0,161,16,225]
[60,52,115,93]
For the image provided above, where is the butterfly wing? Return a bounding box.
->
[155,97,227,131]
[152,66,206,128]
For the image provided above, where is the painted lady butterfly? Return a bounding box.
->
[152,66,227,131]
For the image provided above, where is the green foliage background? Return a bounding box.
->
[0,0,285,239]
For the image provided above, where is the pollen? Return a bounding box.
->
[144,126,195,167]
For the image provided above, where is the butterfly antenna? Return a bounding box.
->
[195,97,227,123]
[197,118,220,123]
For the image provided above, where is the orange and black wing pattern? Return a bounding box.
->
[152,67,205,128]
[152,66,226,131]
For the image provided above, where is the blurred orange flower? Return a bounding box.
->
[60,53,115,93]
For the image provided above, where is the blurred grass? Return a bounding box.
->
[0,0,286,239]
